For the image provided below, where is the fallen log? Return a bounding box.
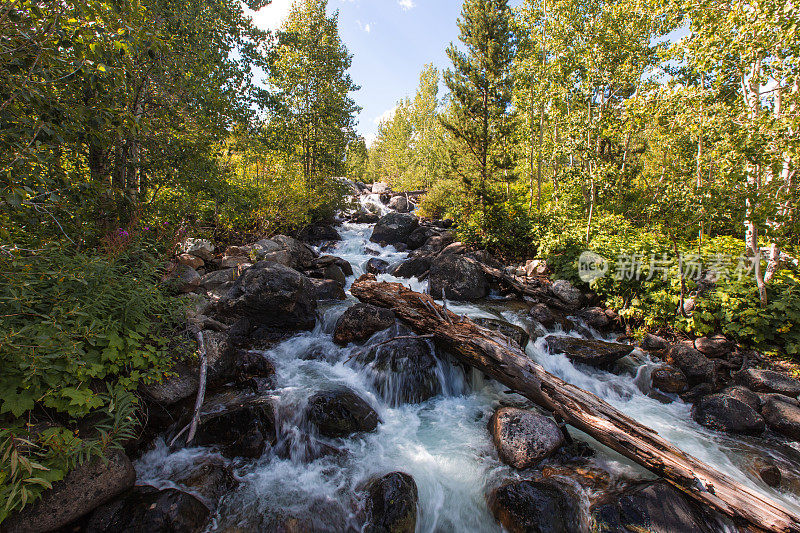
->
[350,275,800,533]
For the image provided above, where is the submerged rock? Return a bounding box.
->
[734,368,800,398]
[86,486,209,533]
[474,318,530,349]
[333,303,396,346]
[310,278,347,301]
[306,387,381,438]
[362,472,419,533]
[545,336,632,367]
[3,451,135,533]
[171,458,238,509]
[691,393,765,435]
[366,257,390,274]
[488,480,580,533]
[193,396,276,458]
[215,261,317,331]
[428,254,488,301]
[489,407,564,469]
[355,336,442,406]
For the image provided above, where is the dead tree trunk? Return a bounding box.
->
[350,276,800,533]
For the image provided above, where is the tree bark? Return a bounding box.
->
[351,276,800,533]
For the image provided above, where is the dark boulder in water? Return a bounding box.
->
[691,393,765,435]
[306,387,381,438]
[489,407,564,469]
[474,318,530,349]
[192,395,276,459]
[488,479,580,533]
[370,212,419,245]
[86,486,210,533]
[361,472,419,533]
[545,336,632,367]
[428,254,488,301]
[333,303,396,346]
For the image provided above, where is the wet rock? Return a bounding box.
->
[172,458,238,508]
[545,336,632,367]
[488,480,579,533]
[296,223,341,243]
[721,385,761,412]
[489,407,564,469]
[474,318,530,349]
[691,393,765,435]
[650,365,688,394]
[529,303,558,329]
[759,463,782,488]
[762,395,800,441]
[550,279,583,309]
[366,257,390,274]
[333,303,396,346]
[271,235,316,270]
[3,451,135,533]
[734,368,800,398]
[309,255,354,276]
[592,480,711,533]
[355,337,442,406]
[667,341,716,387]
[406,226,437,250]
[694,335,734,358]
[234,350,277,389]
[388,195,410,213]
[178,253,205,269]
[370,212,419,245]
[310,278,347,301]
[362,472,418,533]
[323,263,347,286]
[306,387,380,438]
[580,307,611,329]
[681,382,715,403]
[389,256,432,279]
[164,263,201,293]
[353,211,380,224]
[428,255,488,301]
[412,232,455,257]
[215,262,317,331]
[182,238,216,261]
[193,396,276,458]
[640,333,670,351]
[86,486,209,533]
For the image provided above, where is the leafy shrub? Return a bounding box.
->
[0,248,189,518]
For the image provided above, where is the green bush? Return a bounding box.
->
[0,247,189,519]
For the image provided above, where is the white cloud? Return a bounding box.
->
[374,105,398,125]
[245,0,293,31]
[356,19,372,33]
[398,0,415,10]
[364,23,371,33]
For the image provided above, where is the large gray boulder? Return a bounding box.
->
[428,255,488,301]
[333,303,396,346]
[762,395,800,441]
[545,336,632,367]
[216,261,317,330]
[4,451,135,533]
[489,407,564,469]
[306,388,380,438]
[361,472,418,533]
[388,195,410,213]
[549,279,583,309]
[668,341,716,386]
[488,480,579,533]
[270,234,316,270]
[370,212,419,245]
[734,368,800,398]
[691,393,765,435]
[181,238,215,261]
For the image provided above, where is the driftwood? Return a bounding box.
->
[477,263,574,311]
[169,329,208,447]
[351,276,800,533]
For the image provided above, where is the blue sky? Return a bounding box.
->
[248,0,520,145]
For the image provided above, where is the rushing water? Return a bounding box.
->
[137,199,800,532]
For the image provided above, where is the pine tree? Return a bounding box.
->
[269,0,360,186]
[442,0,516,216]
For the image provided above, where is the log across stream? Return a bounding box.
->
[351,275,800,533]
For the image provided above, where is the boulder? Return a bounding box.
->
[389,256,432,279]
[271,235,316,270]
[691,393,765,435]
[650,365,688,394]
[474,318,530,349]
[182,238,215,262]
[592,480,714,533]
[488,480,579,533]
[333,303,396,346]
[3,451,135,533]
[310,255,354,276]
[86,486,209,533]
[220,255,251,269]
[164,263,201,294]
[306,388,380,438]
[250,238,284,258]
[297,223,341,243]
[440,242,468,255]
[721,385,761,412]
[762,395,800,441]
[412,232,455,257]
[428,255,488,301]
[549,279,582,309]
[215,261,317,331]
[198,268,237,295]
[694,335,734,357]
[388,195,410,213]
[233,350,277,390]
[529,303,558,329]
[355,337,441,406]
[734,368,800,398]
[406,227,437,250]
[489,407,564,469]
[545,336,632,367]
[759,463,782,488]
[640,333,670,351]
[371,182,390,194]
[322,263,347,286]
[177,253,204,269]
[667,342,716,387]
[193,395,276,458]
[361,472,418,533]
[366,258,390,275]
[352,211,380,224]
[370,212,419,245]
[310,278,346,301]
[580,307,611,329]
[171,458,238,508]
[140,360,199,405]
